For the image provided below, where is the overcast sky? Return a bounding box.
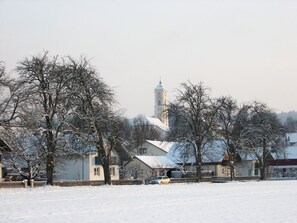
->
[1,0,297,117]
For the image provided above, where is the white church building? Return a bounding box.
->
[145,81,170,138]
[154,81,169,127]
[130,81,170,140]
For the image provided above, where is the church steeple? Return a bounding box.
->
[154,81,168,126]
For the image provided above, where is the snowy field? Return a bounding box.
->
[1,181,297,223]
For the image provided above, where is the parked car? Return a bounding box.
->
[149,176,171,184]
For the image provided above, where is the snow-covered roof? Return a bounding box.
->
[286,133,297,144]
[165,140,226,164]
[135,155,177,169]
[130,116,169,132]
[274,146,297,160]
[203,141,226,163]
[166,142,195,164]
[239,145,297,161]
[238,151,258,161]
[146,140,176,153]
[285,147,297,159]
[145,116,169,131]
[83,147,97,155]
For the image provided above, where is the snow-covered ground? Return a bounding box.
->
[1,181,297,223]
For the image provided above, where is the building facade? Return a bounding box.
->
[55,152,120,181]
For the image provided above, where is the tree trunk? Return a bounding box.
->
[230,164,234,181]
[96,140,111,185]
[45,127,55,185]
[46,153,54,185]
[260,139,267,180]
[102,156,111,185]
[97,146,111,185]
[196,149,202,183]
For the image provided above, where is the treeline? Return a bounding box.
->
[0,52,288,184]
[167,82,285,181]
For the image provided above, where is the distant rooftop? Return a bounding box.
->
[135,155,177,169]
[145,116,169,131]
[286,133,297,145]
[131,116,169,132]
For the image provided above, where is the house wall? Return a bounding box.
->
[179,164,229,177]
[88,154,120,181]
[132,141,167,156]
[154,126,168,140]
[55,154,120,181]
[185,164,217,176]
[55,157,90,180]
[237,160,259,177]
[215,165,239,177]
[202,164,216,175]
[268,165,297,179]
[215,165,226,177]
[124,159,156,181]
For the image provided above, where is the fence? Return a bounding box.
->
[0,176,260,188]
[0,179,143,188]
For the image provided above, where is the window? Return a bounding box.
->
[139,148,147,155]
[254,168,259,176]
[110,167,116,176]
[95,156,101,165]
[94,167,100,176]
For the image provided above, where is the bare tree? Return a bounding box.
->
[131,115,161,147]
[168,82,219,182]
[66,57,122,185]
[2,129,46,185]
[215,96,250,181]
[0,62,23,126]
[284,116,297,133]
[242,102,285,180]
[16,53,74,185]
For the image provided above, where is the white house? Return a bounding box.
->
[55,150,120,181]
[267,138,297,179]
[236,152,261,177]
[236,134,297,178]
[166,140,238,177]
[130,139,243,178]
[123,155,177,181]
[286,133,297,146]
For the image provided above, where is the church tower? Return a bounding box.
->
[154,81,169,126]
